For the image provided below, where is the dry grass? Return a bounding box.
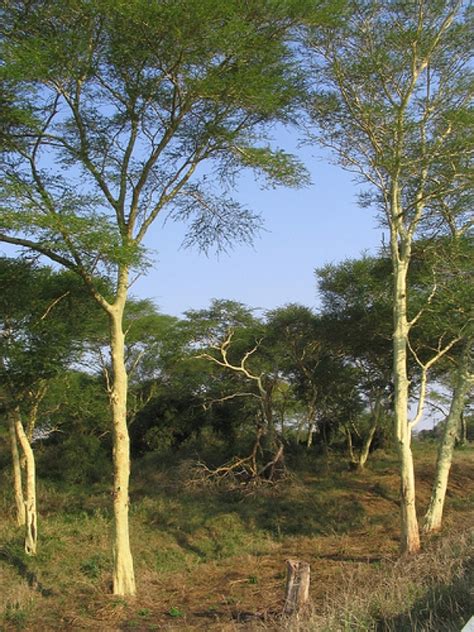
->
[0,445,472,631]
[286,527,473,632]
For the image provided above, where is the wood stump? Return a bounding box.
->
[283,559,310,615]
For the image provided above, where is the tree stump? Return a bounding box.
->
[283,559,310,615]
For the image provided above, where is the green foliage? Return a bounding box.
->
[307,1,472,237]
[0,0,320,280]
[266,303,362,429]
[80,553,109,580]
[233,145,311,188]
[0,84,37,152]
[41,433,111,485]
[0,259,109,461]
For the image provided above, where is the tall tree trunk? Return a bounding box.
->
[108,279,136,596]
[13,408,37,555]
[423,340,472,534]
[8,411,25,527]
[392,253,421,555]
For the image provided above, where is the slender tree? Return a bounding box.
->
[0,257,104,552]
[306,0,472,553]
[423,337,473,533]
[418,237,474,533]
[0,0,327,593]
[316,257,394,467]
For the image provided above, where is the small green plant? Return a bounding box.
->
[80,554,108,579]
[168,606,184,618]
[111,597,128,608]
[137,608,151,617]
[247,575,258,584]
[4,602,28,630]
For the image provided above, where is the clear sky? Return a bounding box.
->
[133,139,385,317]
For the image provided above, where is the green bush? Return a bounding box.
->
[39,434,111,485]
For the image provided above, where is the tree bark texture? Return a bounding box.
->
[392,253,421,555]
[283,559,310,615]
[109,300,136,596]
[423,340,472,534]
[8,411,25,527]
[13,408,37,555]
[306,422,315,448]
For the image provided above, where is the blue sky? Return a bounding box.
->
[134,141,385,317]
[0,130,385,319]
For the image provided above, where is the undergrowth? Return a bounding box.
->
[0,446,472,631]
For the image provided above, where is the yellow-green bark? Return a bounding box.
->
[108,277,136,596]
[8,411,25,527]
[392,240,421,555]
[13,408,37,555]
[423,341,472,534]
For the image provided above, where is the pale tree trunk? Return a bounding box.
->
[108,274,136,596]
[13,407,37,555]
[306,422,315,448]
[295,418,305,444]
[423,340,472,534]
[344,424,357,466]
[357,398,382,470]
[392,249,421,555]
[8,411,25,526]
[358,417,378,470]
[305,399,317,449]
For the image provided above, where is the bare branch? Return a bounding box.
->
[38,292,70,323]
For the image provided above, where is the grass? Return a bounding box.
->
[0,444,472,630]
[290,528,473,632]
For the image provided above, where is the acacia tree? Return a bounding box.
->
[186,300,284,481]
[0,257,103,553]
[415,237,474,533]
[423,337,472,532]
[265,304,323,447]
[0,260,60,546]
[306,0,472,553]
[265,304,359,452]
[0,0,326,593]
[316,257,395,467]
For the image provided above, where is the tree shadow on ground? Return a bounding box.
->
[142,482,367,541]
[0,541,54,597]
